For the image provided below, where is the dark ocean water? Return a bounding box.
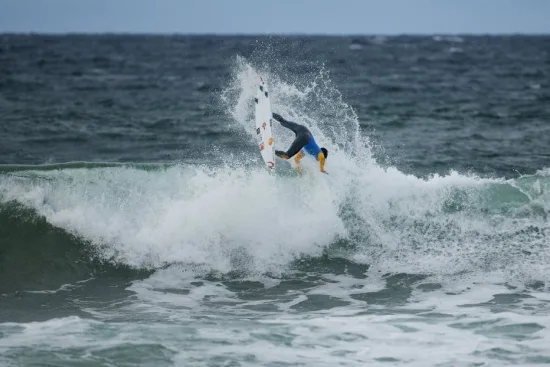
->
[2,35,549,174]
[1,35,550,366]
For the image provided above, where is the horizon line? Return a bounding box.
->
[1,31,550,37]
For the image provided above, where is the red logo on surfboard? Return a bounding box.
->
[267,161,274,169]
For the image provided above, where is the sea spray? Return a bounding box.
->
[0,59,549,285]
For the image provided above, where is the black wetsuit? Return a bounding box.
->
[273,113,313,158]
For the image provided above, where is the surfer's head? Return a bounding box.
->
[321,148,328,159]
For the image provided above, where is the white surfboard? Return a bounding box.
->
[254,77,275,170]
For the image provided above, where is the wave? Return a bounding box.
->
[1,163,549,287]
[0,200,148,294]
[1,57,549,290]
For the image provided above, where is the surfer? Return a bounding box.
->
[272,113,328,174]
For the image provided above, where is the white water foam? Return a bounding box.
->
[3,45,550,367]
[0,165,345,274]
[4,271,550,367]
[0,57,549,285]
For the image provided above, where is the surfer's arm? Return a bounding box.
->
[318,152,327,173]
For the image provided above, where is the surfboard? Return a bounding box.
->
[254,77,275,170]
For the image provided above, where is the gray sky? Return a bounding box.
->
[1,0,549,34]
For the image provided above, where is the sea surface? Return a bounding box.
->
[1,34,549,366]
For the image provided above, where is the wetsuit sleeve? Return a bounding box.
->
[317,152,326,173]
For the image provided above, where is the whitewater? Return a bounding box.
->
[1,55,550,366]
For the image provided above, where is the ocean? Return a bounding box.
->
[0,34,549,366]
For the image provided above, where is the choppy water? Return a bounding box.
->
[1,34,550,366]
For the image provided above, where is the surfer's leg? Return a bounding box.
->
[273,113,307,135]
[276,132,310,159]
[275,151,290,159]
[293,151,304,174]
[278,120,303,135]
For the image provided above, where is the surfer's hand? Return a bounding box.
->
[272,113,283,122]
